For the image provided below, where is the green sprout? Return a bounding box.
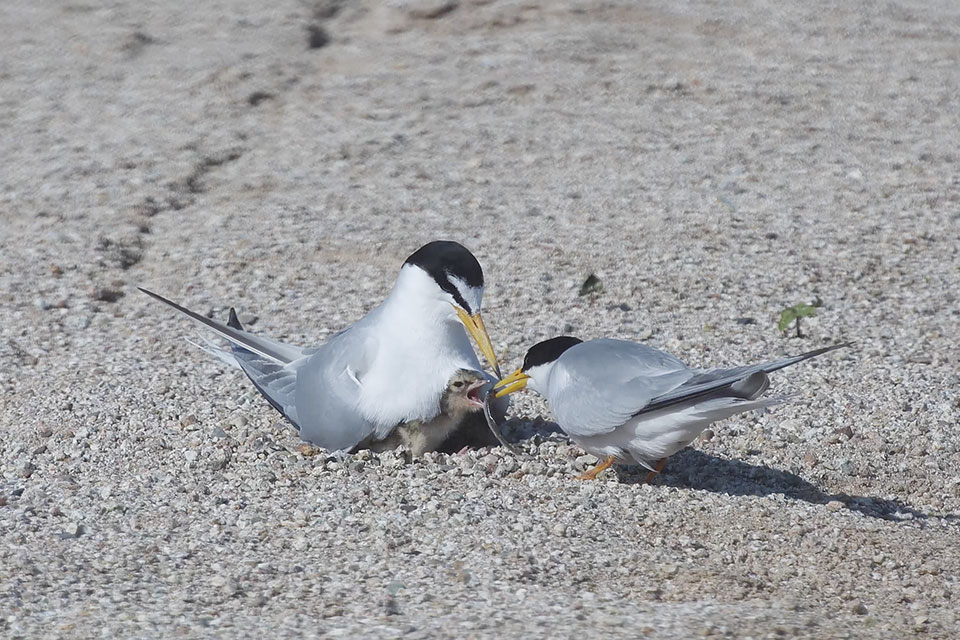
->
[778,298,823,338]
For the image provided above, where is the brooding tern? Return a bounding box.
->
[140,241,503,453]
[492,336,849,480]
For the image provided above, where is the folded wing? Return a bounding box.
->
[549,339,695,436]
[549,339,850,437]
[225,309,381,451]
[645,342,851,411]
[140,288,381,452]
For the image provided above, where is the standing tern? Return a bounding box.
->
[492,336,850,480]
[140,240,503,453]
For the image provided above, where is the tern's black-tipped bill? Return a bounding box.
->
[456,308,501,378]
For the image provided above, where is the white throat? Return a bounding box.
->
[524,361,559,397]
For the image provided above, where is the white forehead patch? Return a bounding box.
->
[447,274,483,314]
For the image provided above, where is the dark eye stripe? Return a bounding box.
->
[403,241,483,313]
[439,275,472,314]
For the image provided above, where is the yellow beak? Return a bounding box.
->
[492,367,530,398]
[456,307,502,378]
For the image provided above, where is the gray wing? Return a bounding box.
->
[232,351,302,425]
[289,327,381,451]
[140,287,381,451]
[232,325,381,452]
[139,288,305,363]
[548,339,695,436]
[645,342,852,411]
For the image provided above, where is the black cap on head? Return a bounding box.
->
[404,241,484,312]
[522,336,583,371]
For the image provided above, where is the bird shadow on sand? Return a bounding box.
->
[615,448,958,525]
[501,419,956,525]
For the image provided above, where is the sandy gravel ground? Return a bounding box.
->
[2,0,959,637]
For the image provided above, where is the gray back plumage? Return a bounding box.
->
[546,339,695,435]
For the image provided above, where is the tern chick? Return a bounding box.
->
[494,336,850,480]
[364,369,488,457]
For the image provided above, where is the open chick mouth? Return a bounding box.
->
[466,381,486,408]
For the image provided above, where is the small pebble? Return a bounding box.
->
[91,287,124,303]
[296,443,320,457]
[306,24,330,49]
[834,426,855,440]
[575,454,599,467]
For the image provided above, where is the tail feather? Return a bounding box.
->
[688,394,788,420]
[184,335,242,369]
[227,308,243,331]
[141,287,306,433]
[728,371,770,399]
[138,288,303,364]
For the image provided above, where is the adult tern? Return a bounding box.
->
[140,241,503,453]
[492,336,849,480]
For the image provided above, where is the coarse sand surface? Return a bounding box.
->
[2,1,959,637]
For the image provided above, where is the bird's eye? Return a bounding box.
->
[452,381,464,388]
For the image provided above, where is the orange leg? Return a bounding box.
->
[643,458,667,484]
[577,455,617,480]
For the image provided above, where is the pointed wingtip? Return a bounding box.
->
[805,341,855,358]
[763,341,853,375]
[136,287,296,364]
[227,307,243,330]
[136,286,192,313]
[137,286,169,304]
